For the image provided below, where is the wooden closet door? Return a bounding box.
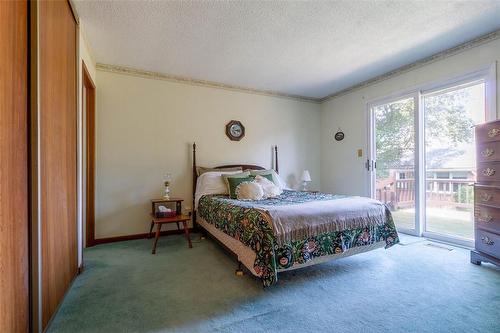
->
[39,0,77,329]
[0,1,29,332]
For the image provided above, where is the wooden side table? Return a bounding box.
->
[149,198,192,254]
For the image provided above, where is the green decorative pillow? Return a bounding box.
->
[250,173,273,182]
[227,176,255,199]
[222,171,251,191]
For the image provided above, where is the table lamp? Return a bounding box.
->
[163,173,172,198]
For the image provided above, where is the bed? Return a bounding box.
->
[191,143,399,286]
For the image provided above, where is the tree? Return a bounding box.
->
[374,89,475,179]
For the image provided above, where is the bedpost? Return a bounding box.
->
[274,145,279,174]
[192,142,197,228]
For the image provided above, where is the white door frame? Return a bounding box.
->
[367,92,421,236]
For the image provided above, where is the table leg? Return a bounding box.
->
[176,222,180,231]
[182,221,192,248]
[152,223,161,254]
[148,220,154,238]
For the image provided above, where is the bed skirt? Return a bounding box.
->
[198,217,386,278]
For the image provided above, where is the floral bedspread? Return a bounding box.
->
[198,190,399,286]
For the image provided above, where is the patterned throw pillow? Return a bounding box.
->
[236,182,264,201]
[227,176,254,199]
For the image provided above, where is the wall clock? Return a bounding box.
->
[334,128,345,141]
[226,120,245,141]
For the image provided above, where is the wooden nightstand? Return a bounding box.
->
[149,198,192,254]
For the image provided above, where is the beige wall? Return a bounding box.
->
[320,38,500,197]
[93,33,500,239]
[95,70,321,238]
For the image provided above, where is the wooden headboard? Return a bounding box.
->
[191,142,278,227]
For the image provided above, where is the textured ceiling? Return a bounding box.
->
[74,0,500,99]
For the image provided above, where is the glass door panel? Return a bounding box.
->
[423,82,486,240]
[372,97,416,232]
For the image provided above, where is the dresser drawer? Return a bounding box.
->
[474,205,500,233]
[475,186,500,206]
[477,142,500,163]
[477,162,500,183]
[475,229,500,258]
[476,122,500,144]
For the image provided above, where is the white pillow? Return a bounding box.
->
[194,170,242,208]
[254,175,282,198]
[236,182,264,201]
[247,169,289,190]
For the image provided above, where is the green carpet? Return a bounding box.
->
[48,234,499,333]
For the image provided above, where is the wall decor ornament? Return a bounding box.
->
[334,128,344,141]
[226,120,245,141]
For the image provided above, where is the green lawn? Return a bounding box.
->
[391,208,474,239]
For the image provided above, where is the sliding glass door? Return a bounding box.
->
[423,82,486,241]
[370,95,418,234]
[368,69,493,245]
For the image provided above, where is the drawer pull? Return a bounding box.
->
[482,168,496,177]
[488,128,500,138]
[478,214,493,223]
[481,236,494,246]
[481,148,494,157]
[479,192,492,202]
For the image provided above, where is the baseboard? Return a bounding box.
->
[92,228,194,245]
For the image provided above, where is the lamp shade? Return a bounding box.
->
[301,170,311,182]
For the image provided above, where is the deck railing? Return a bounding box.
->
[376,178,474,210]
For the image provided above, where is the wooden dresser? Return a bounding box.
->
[471,121,500,266]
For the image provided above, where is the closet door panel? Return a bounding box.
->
[39,0,77,328]
[0,1,29,332]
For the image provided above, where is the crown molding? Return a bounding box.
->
[319,29,500,103]
[96,63,321,104]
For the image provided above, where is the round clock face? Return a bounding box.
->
[334,131,344,141]
[230,124,242,137]
[226,120,245,141]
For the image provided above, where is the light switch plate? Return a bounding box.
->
[357,149,363,157]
